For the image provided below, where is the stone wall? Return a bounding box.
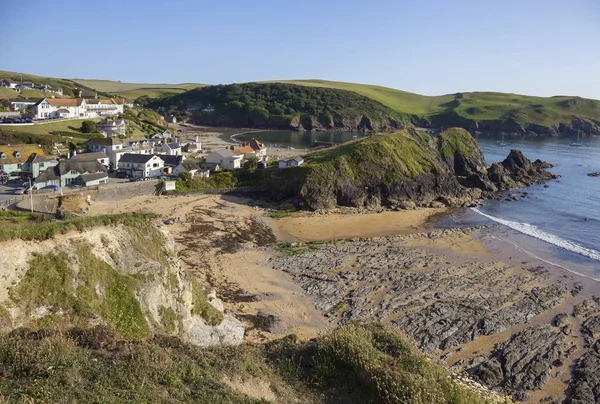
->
[95,180,160,201]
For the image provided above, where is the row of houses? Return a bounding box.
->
[85,136,182,169]
[8,97,132,119]
[1,79,63,95]
[204,139,267,170]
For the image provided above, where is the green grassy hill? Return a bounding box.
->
[0,70,89,98]
[269,80,600,135]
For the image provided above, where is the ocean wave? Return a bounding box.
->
[471,208,600,262]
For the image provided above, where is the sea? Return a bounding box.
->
[241,130,600,280]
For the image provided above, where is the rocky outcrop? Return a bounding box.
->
[267,128,557,210]
[468,324,576,401]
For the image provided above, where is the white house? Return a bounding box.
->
[172,160,209,178]
[85,98,125,118]
[117,154,164,179]
[205,149,243,170]
[1,80,17,89]
[9,98,38,111]
[34,98,87,119]
[157,142,182,156]
[247,138,267,158]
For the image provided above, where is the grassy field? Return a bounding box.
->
[0,118,99,135]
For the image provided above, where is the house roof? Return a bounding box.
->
[159,155,183,167]
[294,157,304,162]
[233,146,255,155]
[166,143,181,149]
[0,145,45,164]
[47,98,85,107]
[118,153,158,164]
[27,153,54,164]
[80,172,108,182]
[9,98,38,104]
[73,152,109,161]
[210,149,235,158]
[181,160,201,171]
[248,138,265,151]
[122,137,148,145]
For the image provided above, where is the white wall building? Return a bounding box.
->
[33,98,125,120]
[157,142,182,156]
[205,149,243,170]
[117,154,164,178]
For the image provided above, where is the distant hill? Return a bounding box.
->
[72,79,205,99]
[269,80,600,136]
[152,83,414,130]
[2,70,599,135]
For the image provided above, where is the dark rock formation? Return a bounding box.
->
[588,172,600,177]
[566,340,600,404]
[468,325,575,399]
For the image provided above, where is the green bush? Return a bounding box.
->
[80,120,97,133]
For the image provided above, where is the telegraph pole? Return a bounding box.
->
[28,177,33,213]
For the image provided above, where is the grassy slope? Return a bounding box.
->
[0,119,98,135]
[0,323,506,403]
[73,79,205,98]
[271,80,600,127]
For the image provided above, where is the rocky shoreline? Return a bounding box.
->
[268,227,600,403]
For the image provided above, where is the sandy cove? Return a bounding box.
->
[88,194,600,403]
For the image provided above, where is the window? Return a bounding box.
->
[17,164,22,169]
[70,170,77,174]
[153,163,159,168]
[39,163,45,168]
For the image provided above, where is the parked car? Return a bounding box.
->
[115,171,128,178]
[40,185,60,191]
[14,188,26,195]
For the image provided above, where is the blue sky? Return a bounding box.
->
[1,0,599,98]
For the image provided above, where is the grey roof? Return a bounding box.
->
[159,155,183,167]
[294,157,304,162]
[118,153,157,164]
[80,172,108,182]
[166,143,181,149]
[26,153,55,164]
[211,149,235,158]
[73,152,109,161]
[35,160,106,184]
[9,98,38,103]
[181,160,201,171]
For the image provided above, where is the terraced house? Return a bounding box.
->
[0,145,58,180]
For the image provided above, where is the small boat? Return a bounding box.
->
[570,130,582,147]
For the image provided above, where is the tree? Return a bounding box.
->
[81,120,97,133]
[243,157,259,174]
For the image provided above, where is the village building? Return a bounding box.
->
[157,142,182,156]
[1,79,17,89]
[159,155,184,176]
[0,145,58,180]
[78,89,97,99]
[247,138,267,158]
[233,145,256,159]
[117,154,164,179]
[72,152,110,168]
[96,118,127,137]
[205,149,243,170]
[34,159,108,189]
[172,159,208,178]
[165,114,177,123]
[33,98,125,120]
[85,137,153,168]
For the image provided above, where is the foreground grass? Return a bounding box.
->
[0,323,506,403]
[0,211,156,242]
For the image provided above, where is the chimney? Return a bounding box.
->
[196,135,199,143]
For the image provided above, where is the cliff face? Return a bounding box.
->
[264,128,556,210]
[0,222,243,346]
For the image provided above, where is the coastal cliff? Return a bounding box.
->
[263,128,556,210]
